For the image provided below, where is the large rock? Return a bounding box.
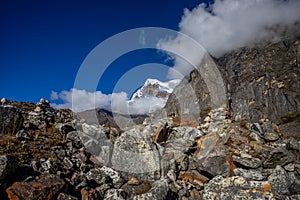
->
[203,176,275,200]
[233,168,266,181]
[111,126,161,181]
[132,178,169,200]
[0,106,23,135]
[6,174,65,200]
[263,147,296,168]
[76,125,113,166]
[194,132,233,177]
[268,165,292,195]
[0,155,18,181]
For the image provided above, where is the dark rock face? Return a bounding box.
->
[0,107,23,135]
[217,37,300,124]
[163,36,300,126]
[0,155,18,180]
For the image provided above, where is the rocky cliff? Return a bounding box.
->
[163,34,300,131]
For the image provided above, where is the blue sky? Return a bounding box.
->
[0,0,212,103]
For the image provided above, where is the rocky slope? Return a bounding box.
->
[0,96,300,199]
[0,34,300,200]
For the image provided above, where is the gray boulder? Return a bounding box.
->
[111,126,161,181]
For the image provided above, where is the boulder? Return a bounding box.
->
[194,132,233,176]
[263,147,296,168]
[132,178,169,200]
[6,174,65,200]
[57,193,78,200]
[0,155,18,181]
[0,106,23,135]
[203,176,275,200]
[111,127,161,181]
[268,165,292,195]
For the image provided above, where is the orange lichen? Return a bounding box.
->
[262,182,272,193]
[228,154,236,176]
[182,172,208,186]
[172,114,198,127]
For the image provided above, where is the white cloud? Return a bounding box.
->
[50,91,58,100]
[51,88,167,114]
[51,88,112,112]
[128,97,167,114]
[158,0,300,79]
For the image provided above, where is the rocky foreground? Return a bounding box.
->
[0,97,299,200]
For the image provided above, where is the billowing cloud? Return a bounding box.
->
[158,0,300,79]
[51,88,167,114]
[51,88,112,112]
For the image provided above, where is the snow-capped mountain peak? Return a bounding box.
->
[131,78,180,100]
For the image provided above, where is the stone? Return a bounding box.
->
[34,106,42,113]
[167,170,177,182]
[66,131,84,149]
[37,98,50,107]
[268,165,292,195]
[249,132,265,143]
[26,109,54,129]
[0,106,23,135]
[121,181,152,197]
[41,159,51,171]
[6,174,65,200]
[203,176,275,200]
[1,98,7,104]
[15,129,31,140]
[196,132,218,152]
[263,132,280,142]
[287,137,300,152]
[234,168,266,181]
[86,167,111,185]
[81,188,100,200]
[111,127,161,181]
[288,171,300,194]
[152,124,168,144]
[263,147,296,168]
[56,123,75,135]
[173,126,203,141]
[232,155,262,169]
[100,166,124,188]
[164,138,194,160]
[104,189,126,200]
[57,193,78,200]
[181,171,209,188]
[132,178,169,200]
[284,163,295,172]
[63,157,73,170]
[194,132,233,176]
[127,177,141,185]
[0,155,18,181]
[195,143,233,177]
